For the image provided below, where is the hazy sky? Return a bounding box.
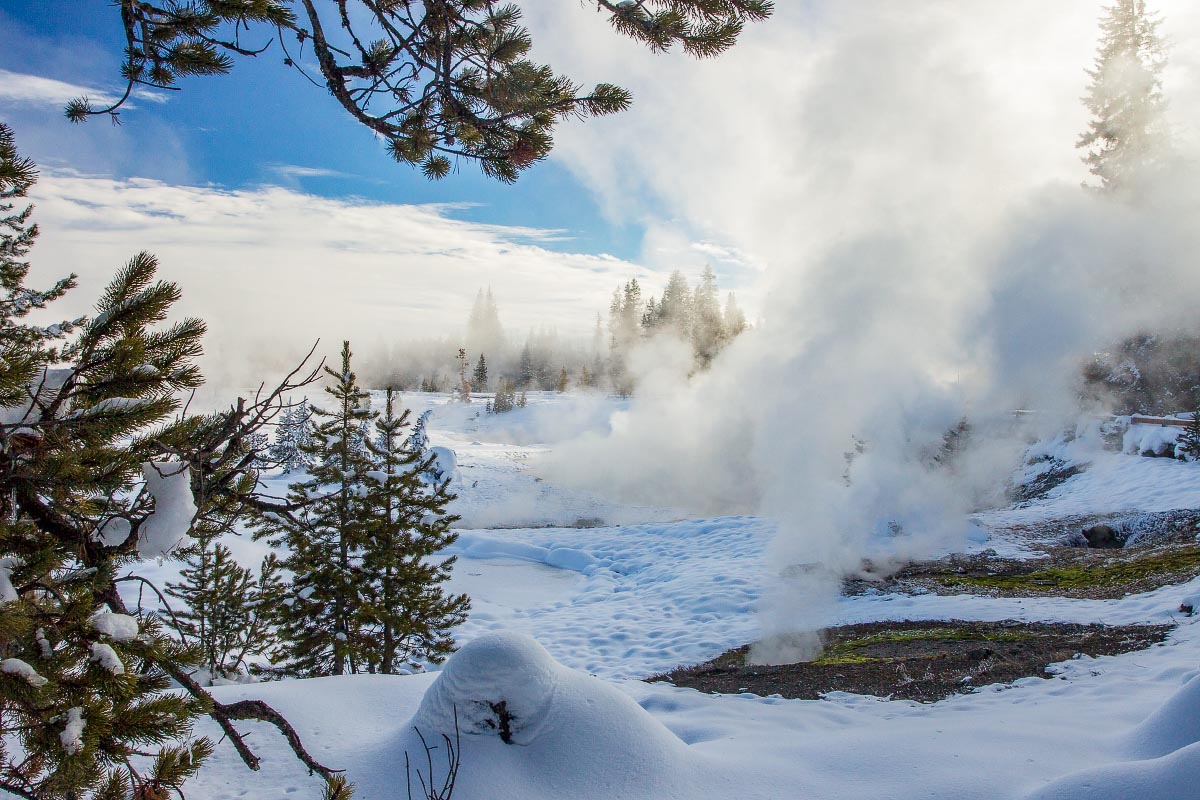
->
[4,1,1200,377]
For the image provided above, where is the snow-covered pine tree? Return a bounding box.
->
[1078,0,1168,193]
[658,269,693,338]
[166,526,285,682]
[269,398,313,473]
[1177,408,1200,462]
[724,291,748,337]
[0,125,336,797]
[406,409,432,455]
[257,341,378,677]
[472,353,488,390]
[556,367,569,393]
[358,389,469,673]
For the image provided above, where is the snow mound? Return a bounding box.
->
[428,446,459,483]
[403,631,697,800]
[1022,741,1200,800]
[1124,424,1180,458]
[1124,674,1200,759]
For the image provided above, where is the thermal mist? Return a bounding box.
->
[538,1,1200,663]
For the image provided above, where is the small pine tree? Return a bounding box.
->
[257,342,377,677]
[517,390,528,408]
[473,353,488,390]
[270,398,313,473]
[556,366,569,393]
[490,379,515,414]
[359,389,469,672]
[167,531,285,682]
[1177,409,1200,462]
[580,365,593,388]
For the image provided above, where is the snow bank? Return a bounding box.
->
[1124,673,1200,760]
[428,446,459,483]
[448,532,597,573]
[403,632,701,800]
[1023,742,1200,800]
[1123,423,1181,458]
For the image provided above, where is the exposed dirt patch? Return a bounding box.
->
[651,620,1172,703]
[846,541,1200,600]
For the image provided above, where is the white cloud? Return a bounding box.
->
[0,69,118,109]
[268,163,349,179]
[25,173,657,383]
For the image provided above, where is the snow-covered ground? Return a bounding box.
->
[158,392,1200,800]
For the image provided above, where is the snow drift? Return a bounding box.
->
[393,631,714,800]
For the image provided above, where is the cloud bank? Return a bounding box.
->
[25,173,658,383]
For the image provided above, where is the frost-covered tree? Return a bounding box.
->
[258,342,377,677]
[489,379,516,414]
[269,398,313,473]
[724,291,748,337]
[1078,0,1168,192]
[358,389,468,673]
[70,2,771,181]
[1176,408,1200,462]
[657,270,693,336]
[0,126,335,797]
[692,265,726,366]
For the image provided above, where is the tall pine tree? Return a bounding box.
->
[258,342,376,677]
[359,389,469,673]
[1078,0,1168,192]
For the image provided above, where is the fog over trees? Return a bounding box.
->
[360,266,749,394]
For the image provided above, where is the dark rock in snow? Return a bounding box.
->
[1082,524,1125,549]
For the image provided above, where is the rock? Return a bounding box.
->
[1082,524,1125,549]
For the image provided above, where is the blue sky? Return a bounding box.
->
[0,1,643,259]
[8,1,1200,383]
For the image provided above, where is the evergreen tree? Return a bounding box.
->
[406,410,433,456]
[557,366,569,393]
[269,398,313,473]
[490,380,516,414]
[1178,408,1200,462]
[466,289,505,357]
[724,291,748,337]
[166,532,284,682]
[692,264,726,366]
[580,365,594,388]
[518,342,536,388]
[473,353,489,390]
[72,3,771,181]
[0,126,337,796]
[358,389,469,673]
[658,269,694,337]
[258,341,377,677]
[1078,0,1168,192]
